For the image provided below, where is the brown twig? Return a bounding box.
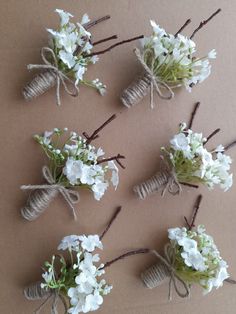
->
[175,19,191,37]
[224,140,236,152]
[102,248,150,269]
[180,182,199,189]
[184,194,203,230]
[84,35,144,57]
[190,8,221,40]
[187,101,200,130]
[83,114,116,145]
[97,154,126,169]
[84,15,111,30]
[93,35,118,46]
[100,206,122,240]
[204,128,221,145]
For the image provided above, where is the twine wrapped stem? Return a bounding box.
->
[141,244,190,300]
[120,48,174,108]
[21,166,79,221]
[23,47,79,106]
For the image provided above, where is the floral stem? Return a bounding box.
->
[224,140,236,152]
[187,101,200,130]
[204,128,221,145]
[184,194,203,230]
[97,154,126,169]
[83,114,116,145]
[102,248,150,269]
[100,206,122,240]
[93,35,118,46]
[175,19,191,37]
[190,8,221,39]
[180,182,199,189]
[84,15,111,30]
[84,35,144,57]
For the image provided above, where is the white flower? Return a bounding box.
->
[170,133,190,153]
[80,165,96,185]
[58,235,80,251]
[84,292,103,312]
[208,49,217,59]
[63,158,84,185]
[168,227,187,241]
[92,181,109,200]
[150,20,166,37]
[78,235,103,252]
[178,238,198,252]
[213,267,229,288]
[108,161,119,189]
[215,144,224,153]
[41,271,53,285]
[81,13,90,25]
[42,130,53,145]
[55,9,73,26]
[75,65,86,84]
[59,50,76,68]
[181,249,206,271]
[58,31,78,53]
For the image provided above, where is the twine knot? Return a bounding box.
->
[27,47,79,105]
[151,244,190,300]
[21,166,79,220]
[134,48,174,108]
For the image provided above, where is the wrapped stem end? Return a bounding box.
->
[23,70,57,101]
[21,188,58,221]
[133,171,169,199]
[141,261,170,289]
[120,72,151,107]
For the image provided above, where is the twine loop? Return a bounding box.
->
[21,166,79,219]
[134,48,174,108]
[160,157,182,196]
[152,244,190,300]
[27,47,79,105]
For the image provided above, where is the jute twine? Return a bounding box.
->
[22,47,79,106]
[141,244,190,301]
[21,166,79,221]
[120,48,174,108]
[133,168,181,200]
[24,282,67,314]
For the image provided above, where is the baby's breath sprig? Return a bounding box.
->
[20,115,125,221]
[121,9,221,109]
[22,8,143,105]
[141,195,235,299]
[134,101,235,199]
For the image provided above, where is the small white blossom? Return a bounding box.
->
[78,235,103,252]
[58,235,80,251]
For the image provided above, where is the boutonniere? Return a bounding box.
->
[134,102,235,199]
[24,207,149,313]
[23,9,143,105]
[21,114,125,220]
[141,195,236,299]
[121,9,221,109]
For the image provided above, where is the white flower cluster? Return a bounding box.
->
[47,9,106,94]
[42,235,112,314]
[163,123,233,191]
[36,128,119,201]
[140,20,216,91]
[168,225,229,294]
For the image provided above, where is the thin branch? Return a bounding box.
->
[175,19,191,37]
[97,154,126,169]
[93,35,118,46]
[180,182,199,189]
[83,114,116,145]
[84,35,144,57]
[102,248,150,269]
[84,15,111,30]
[100,206,122,240]
[225,278,236,284]
[204,128,221,145]
[224,140,236,152]
[190,8,222,39]
[187,101,200,130]
[184,194,203,230]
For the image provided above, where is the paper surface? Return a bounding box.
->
[0,0,236,313]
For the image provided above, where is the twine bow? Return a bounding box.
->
[27,47,79,106]
[134,48,174,108]
[160,156,182,196]
[152,244,190,300]
[21,166,80,219]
